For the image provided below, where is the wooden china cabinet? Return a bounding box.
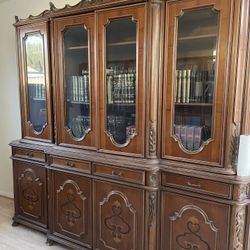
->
[10,0,250,249]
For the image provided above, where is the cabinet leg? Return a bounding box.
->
[46,238,54,246]
[12,220,19,227]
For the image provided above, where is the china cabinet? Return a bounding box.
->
[10,0,250,249]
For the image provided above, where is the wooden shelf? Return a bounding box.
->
[178,34,217,41]
[67,45,88,50]
[175,102,213,107]
[107,103,135,106]
[107,41,136,46]
[67,100,90,105]
[33,98,46,101]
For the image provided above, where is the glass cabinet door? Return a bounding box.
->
[54,14,96,149]
[98,5,146,156]
[19,23,53,142]
[162,0,230,165]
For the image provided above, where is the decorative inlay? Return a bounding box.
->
[234,207,245,250]
[239,185,249,200]
[170,205,218,250]
[20,172,39,210]
[18,168,42,216]
[61,190,82,227]
[176,217,211,250]
[149,122,156,155]
[148,192,157,227]
[230,124,240,170]
[104,200,131,243]
[100,191,137,250]
[57,180,86,237]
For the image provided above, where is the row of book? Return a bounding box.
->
[107,115,136,144]
[29,83,46,100]
[175,69,215,104]
[68,75,90,104]
[107,72,136,104]
[174,125,211,151]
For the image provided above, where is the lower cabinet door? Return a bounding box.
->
[13,160,47,228]
[94,180,145,250]
[161,191,230,250]
[50,170,92,248]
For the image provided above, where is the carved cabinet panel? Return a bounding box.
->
[50,170,92,248]
[13,160,47,227]
[161,191,230,250]
[93,180,144,250]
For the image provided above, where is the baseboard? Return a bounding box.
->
[0,191,14,199]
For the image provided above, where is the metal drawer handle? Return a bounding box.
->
[187,181,201,189]
[112,170,124,177]
[26,152,34,157]
[66,162,75,168]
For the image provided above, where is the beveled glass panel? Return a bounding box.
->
[64,26,90,140]
[105,18,137,146]
[25,33,47,134]
[173,8,219,152]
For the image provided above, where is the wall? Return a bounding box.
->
[0,0,79,198]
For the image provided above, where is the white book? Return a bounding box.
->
[177,70,182,103]
[186,70,191,103]
[182,70,187,103]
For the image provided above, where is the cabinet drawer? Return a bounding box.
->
[93,164,145,185]
[14,148,45,162]
[51,157,91,173]
[162,172,232,199]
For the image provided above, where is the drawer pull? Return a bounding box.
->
[66,162,75,168]
[112,170,124,177]
[26,152,34,158]
[187,181,201,189]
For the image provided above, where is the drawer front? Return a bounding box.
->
[14,148,45,162]
[162,172,232,199]
[51,157,91,173]
[93,164,145,185]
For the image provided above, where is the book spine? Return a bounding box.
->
[107,75,113,104]
[186,70,191,103]
[182,70,187,103]
[186,126,195,151]
[194,126,202,150]
[177,70,182,103]
[175,70,179,103]
[174,125,181,139]
[180,126,187,149]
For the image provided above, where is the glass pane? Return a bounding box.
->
[64,26,90,140]
[173,8,219,152]
[106,18,137,146]
[25,33,47,134]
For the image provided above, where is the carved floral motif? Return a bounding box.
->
[61,189,82,227]
[104,200,131,243]
[234,207,245,250]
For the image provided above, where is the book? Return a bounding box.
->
[177,70,182,103]
[194,126,202,150]
[107,75,113,104]
[182,70,187,103]
[180,126,187,149]
[174,125,181,139]
[175,70,179,102]
[186,126,195,151]
[186,70,191,103]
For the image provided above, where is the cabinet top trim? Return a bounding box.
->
[14,0,146,26]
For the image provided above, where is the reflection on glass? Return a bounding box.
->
[25,33,47,134]
[173,8,219,152]
[106,18,137,146]
[64,26,90,140]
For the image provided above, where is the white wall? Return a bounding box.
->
[0,0,79,198]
